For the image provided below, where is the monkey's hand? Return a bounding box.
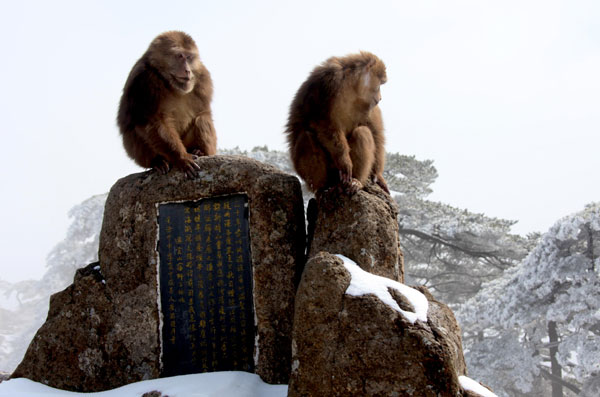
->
[339,168,361,195]
[176,153,202,178]
[339,168,353,185]
[373,174,390,194]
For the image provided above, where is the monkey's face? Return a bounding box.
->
[166,47,199,94]
[359,71,385,110]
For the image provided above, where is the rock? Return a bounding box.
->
[12,155,306,391]
[141,392,168,397]
[288,252,467,397]
[308,182,403,282]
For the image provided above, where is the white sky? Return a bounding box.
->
[0,0,599,283]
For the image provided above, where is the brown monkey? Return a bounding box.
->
[285,51,389,195]
[117,31,216,178]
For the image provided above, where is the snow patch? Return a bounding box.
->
[459,376,497,397]
[0,372,287,397]
[336,254,428,324]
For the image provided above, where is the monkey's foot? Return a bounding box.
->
[190,149,206,156]
[151,158,170,175]
[339,178,362,195]
[373,176,390,194]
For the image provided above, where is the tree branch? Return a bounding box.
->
[539,367,581,395]
[398,228,502,259]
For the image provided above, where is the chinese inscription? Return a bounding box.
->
[158,194,254,376]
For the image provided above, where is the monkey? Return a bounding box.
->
[117,31,216,178]
[285,51,390,196]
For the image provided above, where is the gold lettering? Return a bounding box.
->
[160,196,255,371]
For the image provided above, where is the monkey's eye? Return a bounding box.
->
[177,53,195,61]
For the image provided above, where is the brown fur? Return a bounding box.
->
[117,31,216,177]
[285,51,389,194]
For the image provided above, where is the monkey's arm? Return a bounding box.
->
[147,119,201,178]
[368,108,390,193]
[371,132,388,192]
[188,113,217,156]
[317,129,353,185]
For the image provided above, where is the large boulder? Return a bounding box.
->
[288,252,468,397]
[308,182,403,282]
[12,155,306,391]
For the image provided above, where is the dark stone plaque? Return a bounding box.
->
[158,194,254,376]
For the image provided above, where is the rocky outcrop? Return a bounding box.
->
[12,155,495,396]
[308,182,403,282]
[288,252,467,397]
[12,155,306,391]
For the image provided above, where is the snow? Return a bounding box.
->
[0,372,287,397]
[457,202,600,395]
[458,376,498,397]
[336,254,428,324]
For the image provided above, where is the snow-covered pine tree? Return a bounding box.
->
[458,202,600,396]
[384,153,531,305]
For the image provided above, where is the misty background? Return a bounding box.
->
[0,0,598,283]
[0,1,599,396]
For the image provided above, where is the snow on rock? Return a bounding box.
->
[336,254,428,323]
[290,252,466,396]
[459,376,497,397]
[0,372,287,397]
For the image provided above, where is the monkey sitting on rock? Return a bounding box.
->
[117,31,217,178]
[285,52,390,195]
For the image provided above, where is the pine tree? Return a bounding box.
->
[458,203,600,396]
[384,153,530,305]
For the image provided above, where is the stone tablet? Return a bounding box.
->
[157,194,254,376]
[13,156,306,391]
